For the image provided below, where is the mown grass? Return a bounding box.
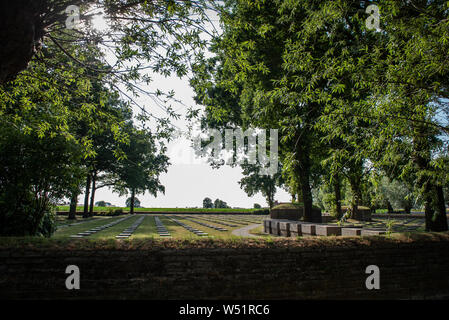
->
[53,216,124,238]
[175,216,242,239]
[56,206,260,213]
[130,216,159,239]
[88,215,142,240]
[159,216,202,239]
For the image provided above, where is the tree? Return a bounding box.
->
[126,197,141,208]
[95,201,107,207]
[214,199,229,208]
[0,0,215,86]
[192,0,333,221]
[0,124,83,236]
[239,162,283,208]
[203,197,213,208]
[113,128,169,215]
[253,203,261,209]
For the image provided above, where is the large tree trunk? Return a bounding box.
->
[266,183,274,208]
[130,188,135,215]
[296,141,313,222]
[83,173,91,218]
[333,173,342,219]
[0,0,89,84]
[89,171,97,216]
[0,1,44,84]
[413,128,448,232]
[68,192,78,220]
[387,201,394,213]
[348,162,363,219]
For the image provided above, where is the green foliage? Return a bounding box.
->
[203,197,214,208]
[214,198,230,208]
[126,197,141,208]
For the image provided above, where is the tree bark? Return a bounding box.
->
[130,188,135,215]
[266,183,274,208]
[296,146,313,221]
[348,162,363,219]
[83,173,91,218]
[387,201,394,213]
[333,173,342,219]
[68,192,78,220]
[89,171,97,216]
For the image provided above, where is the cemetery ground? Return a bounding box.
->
[50,212,436,241]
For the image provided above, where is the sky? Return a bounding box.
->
[78,9,291,209]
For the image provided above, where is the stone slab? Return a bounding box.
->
[361,229,386,236]
[301,223,316,235]
[315,225,342,236]
[279,222,291,237]
[341,228,362,236]
[289,223,302,237]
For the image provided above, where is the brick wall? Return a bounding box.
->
[1,236,449,299]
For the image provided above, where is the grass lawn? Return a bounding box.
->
[27,214,440,242]
[130,216,159,239]
[49,214,269,240]
[53,216,125,238]
[56,206,262,213]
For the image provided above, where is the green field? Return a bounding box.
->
[56,206,263,213]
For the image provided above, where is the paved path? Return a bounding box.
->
[232,223,261,238]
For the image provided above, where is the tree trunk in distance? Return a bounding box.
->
[68,192,78,220]
[333,173,342,219]
[387,201,393,213]
[83,173,91,218]
[130,188,135,215]
[89,172,96,216]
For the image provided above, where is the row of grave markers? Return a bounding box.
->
[154,216,171,237]
[70,216,132,238]
[66,214,267,239]
[184,216,228,231]
[168,217,209,237]
[115,216,145,239]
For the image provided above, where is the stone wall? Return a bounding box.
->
[1,236,449,299]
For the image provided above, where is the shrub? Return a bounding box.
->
[114,208,124,215]
[253,209,269,215]
[37,211,57,237]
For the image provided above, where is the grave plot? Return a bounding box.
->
[57,219,93,229]
[183,216,228,231]
[210,216,255,225]
[391,218,425,232]
[234,215,265,223]
[69,215,132,238]
[168,217,209,237]
[211,216,249,225]
[154,216,171,237]
[115,216,145,239]
[193,216,239,228]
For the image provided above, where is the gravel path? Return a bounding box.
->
[231,223,261,238]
